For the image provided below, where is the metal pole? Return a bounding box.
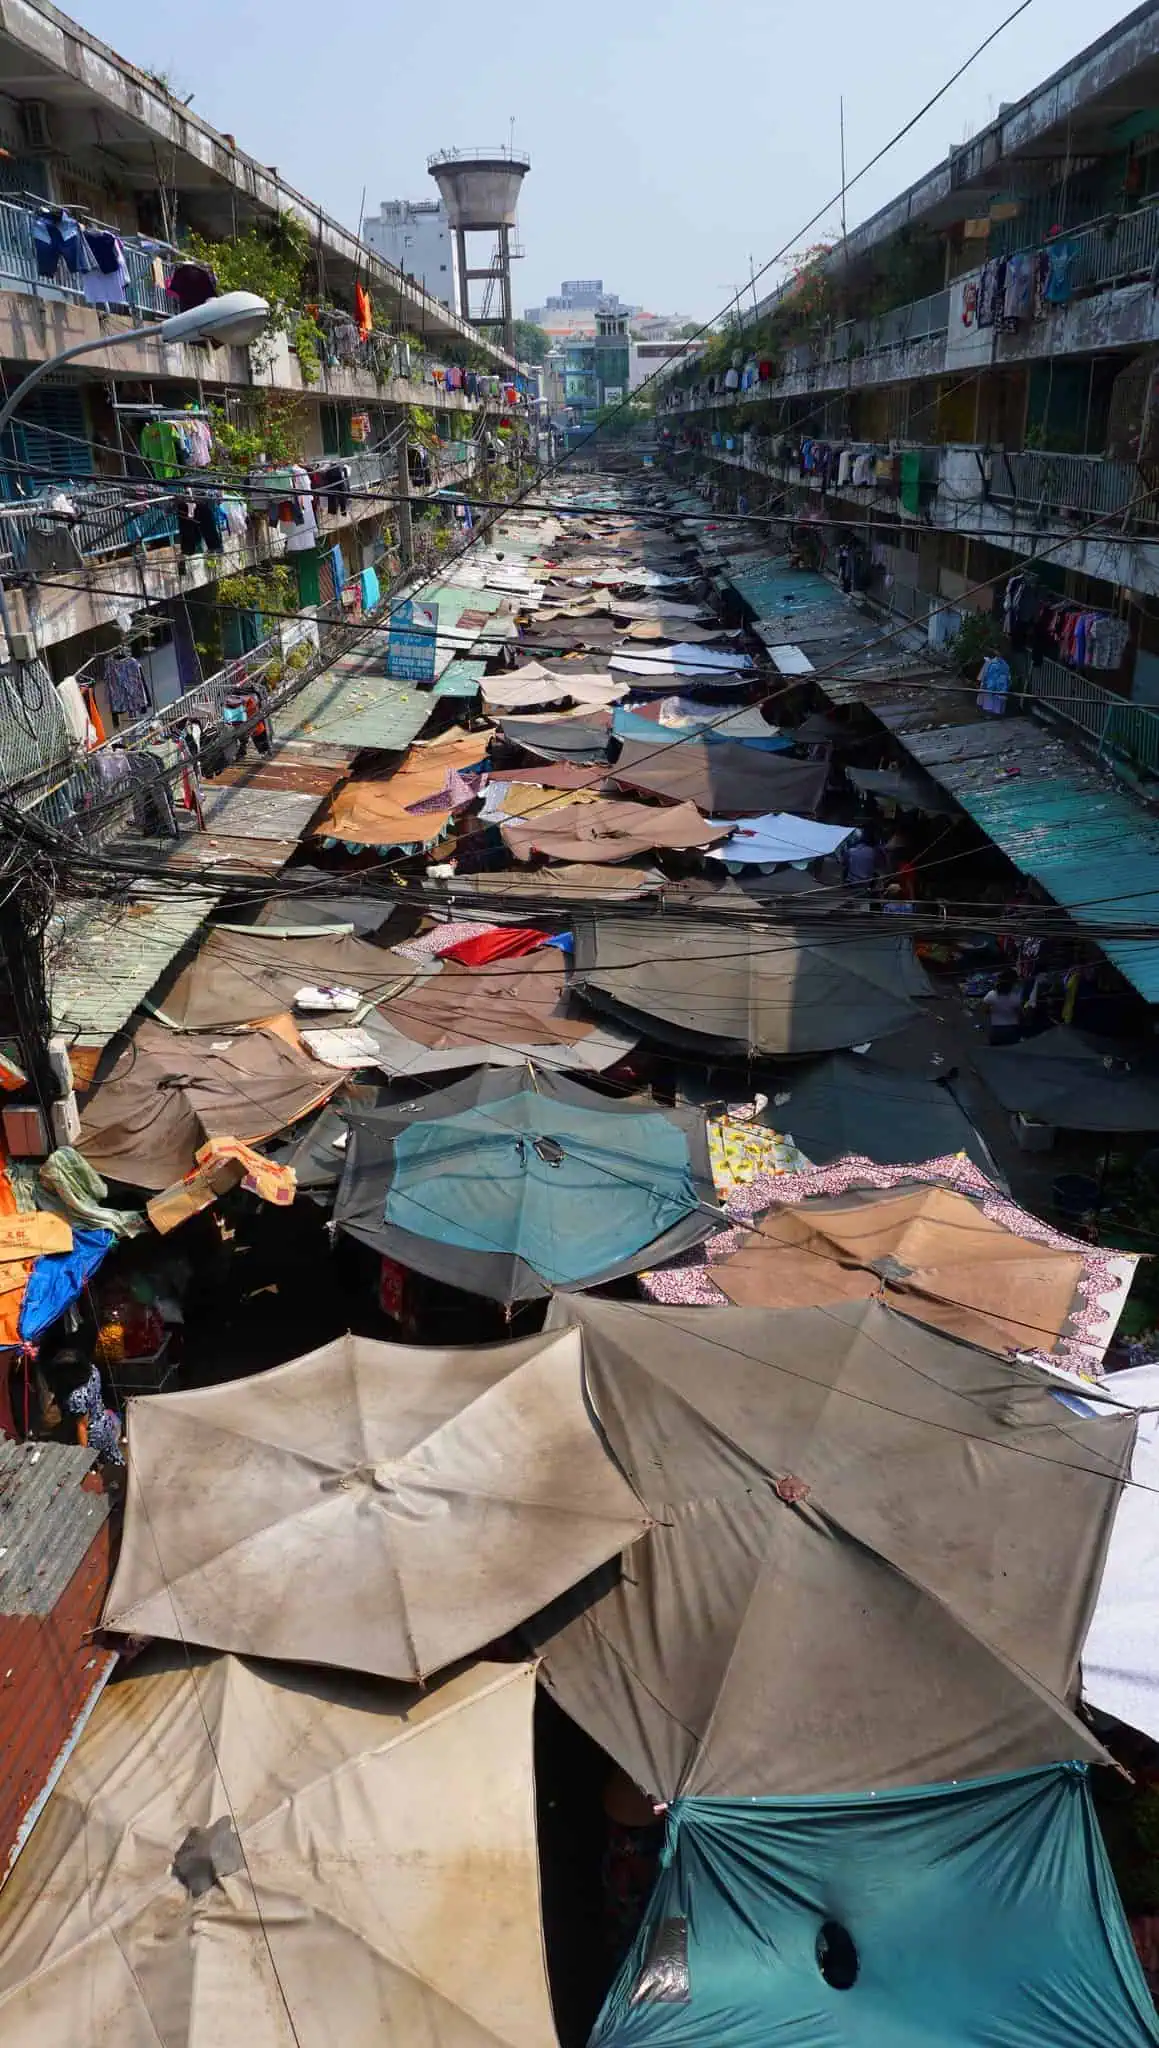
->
[395,432,414,570]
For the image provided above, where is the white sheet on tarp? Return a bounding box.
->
[1075,1362,1159,1739]
[483,666,625,713]
[706,814,856,865]
[770,644,815,676]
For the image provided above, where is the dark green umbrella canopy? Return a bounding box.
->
[333,1066,719,1303]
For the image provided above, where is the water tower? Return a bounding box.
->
[427,146,530,355]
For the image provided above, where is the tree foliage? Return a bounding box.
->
[511,319,551,363]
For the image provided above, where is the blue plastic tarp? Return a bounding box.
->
[18,1228,114,1344]
[594,1767,1159,2048]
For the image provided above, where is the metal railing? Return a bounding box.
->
[1028,655,1159,778]
[989,450,1159,530]
[0,195,171,317]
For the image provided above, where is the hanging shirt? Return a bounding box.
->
[166,261,217,313]
[184,418,213,467]
[82,231,129,307]
[56,676,96,749]
[354,283,373,340]
[106,655,150,716]
[282,468,318,554]
[139,420,182,480]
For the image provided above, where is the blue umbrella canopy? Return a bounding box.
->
[334,1066,720,1303]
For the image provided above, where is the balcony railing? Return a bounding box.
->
[989,450,1159,531]
[1027,656,1159,780]
[0,196,172,318]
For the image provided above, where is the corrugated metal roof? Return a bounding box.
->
[198,784,331,842]
[0,1442,110,1616]
[281,661,435,754]
[0,1513,117,1884]
[49,888,219,1047]
[431,658,486,699]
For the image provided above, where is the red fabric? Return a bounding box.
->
[444,927,553,967]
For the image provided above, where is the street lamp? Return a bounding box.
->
[0,290,270,656]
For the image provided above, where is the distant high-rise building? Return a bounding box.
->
[524,280,693,343]
[364,199,456,309]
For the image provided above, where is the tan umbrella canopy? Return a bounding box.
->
[706,1184,1088,1354]
[103,1328,650,1679]
[0,1653,559,2048]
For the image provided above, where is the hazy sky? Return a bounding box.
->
[82,0,1139,321]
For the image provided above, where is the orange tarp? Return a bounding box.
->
[313,733,484,849]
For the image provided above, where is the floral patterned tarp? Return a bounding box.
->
[641,1149,1137,1377]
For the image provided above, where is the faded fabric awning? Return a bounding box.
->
[0,1654,560,2048]
[707,814,854,865]
[572,916,929,1056]
[610,738,828,816]
[104,1327,649,1679]
[704,1183,1087,1357]
[528,1296,1131,1800]
[592,1770,1158,2048]
[1075,1362,1159,1742]
[482,665,626,713]
[156,927,421,1031]
[975,1026,1159,1131]
[335,1067,719,1302]
[78,1023,341,1191]
[503,799,729,866]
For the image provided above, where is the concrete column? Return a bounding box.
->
[396,436,414,570]
[455,228,470,323]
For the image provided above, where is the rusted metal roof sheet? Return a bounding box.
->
[0,1441,110,1615]
[198,784,330,843]
[0,1447,117,1885]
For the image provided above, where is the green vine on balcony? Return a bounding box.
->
[208,394,307,474]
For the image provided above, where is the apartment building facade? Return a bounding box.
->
[657,3,1159,768]
[0,0,531,790]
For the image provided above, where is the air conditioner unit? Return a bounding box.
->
[20,101,52,151]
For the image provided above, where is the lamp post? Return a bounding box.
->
[0,290,271,656]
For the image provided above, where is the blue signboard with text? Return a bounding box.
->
[387,600,439,684]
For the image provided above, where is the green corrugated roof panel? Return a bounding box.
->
[904,739,1159,1003]
[281,658,434,754]
[431,658,486,699]
[49,888,220,1047]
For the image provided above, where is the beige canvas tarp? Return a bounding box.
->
[528,1296,1133,1799]
[79,1022,341,1191]
[158,926,421,1031]
[502,799,729,865]
[103,1327,649,1679]
[0,1653,559,2048]
[706,1184,1088,1355]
